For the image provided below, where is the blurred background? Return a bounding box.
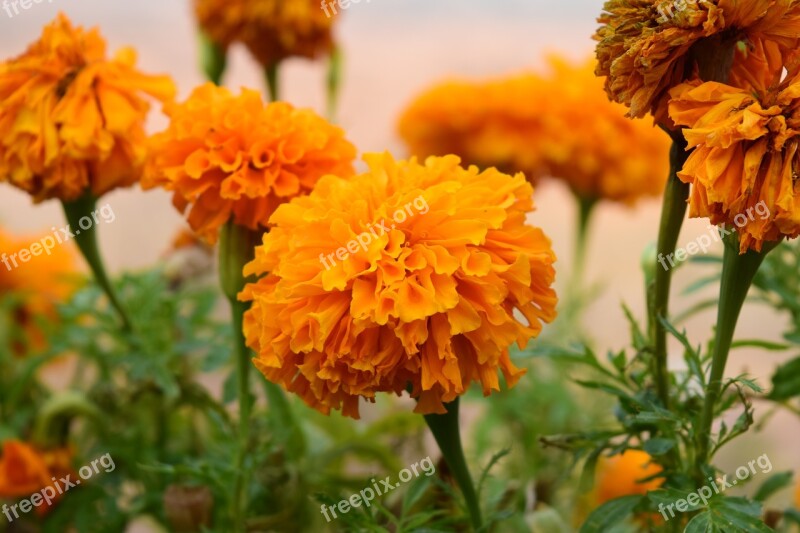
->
[0,0,797,510]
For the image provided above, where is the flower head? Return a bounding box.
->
[595,0,800,124]
[0,13,175,202]
[240,153,557,418]
[595,449,663,504]
[143,83,356,243]
[194,0,335,67]
[399,57,670,204]
[0,227,77,356]
[0,441,74,514]
[668,64,800,252]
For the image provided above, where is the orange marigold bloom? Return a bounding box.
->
[398,57,670,204]
[668,64,800,252]
[0,228,77,356]
[595,450,663,504]
[240,153,558,418]
[595,0,800,124]
[0,441,74,515]
[194,0,335,67]
[0,13,175,202]
[795,478,800,508]
[143,83,356,244]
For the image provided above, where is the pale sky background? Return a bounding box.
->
[0,0,798,506]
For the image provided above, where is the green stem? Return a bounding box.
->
[218,221,260,530]
[648,136,690,411]
[62,193,131,332]
[695,233,776,478]
[423,398,482,530]
[326,46,342,121]
[265,63,280,102]
[572,194,597,291]
[199,32,227,85]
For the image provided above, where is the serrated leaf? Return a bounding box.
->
[579,495,643,533]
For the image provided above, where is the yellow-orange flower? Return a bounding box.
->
[0,228,77,356]
[240,153,557,418]
[595,450,663,504]
[795,478,800,508]
[194,0,335,67]
[0,13,175,202]
[595,0,800,124]
[143,83,356,244]
[668,65,800,252]
[398,57,670,204]
[0,441,74,514]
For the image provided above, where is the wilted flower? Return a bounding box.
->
[668,63,800,252]
[0,228,76,356]
[594,0,800,124]
[0,441,74,515]
[240,153,557,418]
[143,83,356,243]
[0,13,175,202]
[194,0,335,67]
[398,57,670,205]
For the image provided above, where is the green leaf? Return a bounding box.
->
[768,356,800,401]
[579,495,643,533]
[642,438,675,456]
[752,471,793,502]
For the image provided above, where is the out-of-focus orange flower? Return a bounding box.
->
[795,478,800,508]
[0,228,77,356]
[398,57,670,205]
[594,0,800,124]
[194,0,335,67]
[668,64,800,253]
[595,450,663,504]
[0,13,175,202]
[240,153,557,418]
[0,441,74,515]
[143,83,356,244]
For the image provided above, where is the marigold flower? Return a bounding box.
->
[194,0,335,67]
[143,83,356,244]
[795,478,800,508]
[0,228,77,356]
[668,66,800,252]
[0,441,74,515]
[594,0,800,123]
[595,449,663,504]
[240,153,558,418]
[0,13,175,202]
[399,58,670,204]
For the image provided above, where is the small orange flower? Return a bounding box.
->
[194,0,335,67]
[795,478,800,508]
[0,13,175,202]
[0,441,74,515]
[240,153,557,418]
[668,64,800,252]
[399,57,670,205]
[143,83,356,244]
[0,228,77,356]
[595,450,663,504]
[595,0,800,124]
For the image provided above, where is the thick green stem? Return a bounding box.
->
[265,63,280,102]
[695,234,776,477]
[219,221,259,530]
[423,398,482,530]
[62,193,131,332]
[648,137,690,410]
[199,32,226,85]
